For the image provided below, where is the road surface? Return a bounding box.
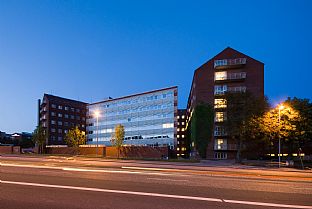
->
[1,155,312,209]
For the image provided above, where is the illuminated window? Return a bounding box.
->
[215,112,226,122]
[177,116,180,119]
[163,123,174,128]
[181,122,185,125]
[182,135,185,138]
[177,135,180,138]
[215,71,227,80]
[182,115,185,119]
[214,99,227,108]
[177,128,180,132]
[215,139,227,150]
[182,128,185,131]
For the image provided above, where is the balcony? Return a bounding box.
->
[215,72,246,83]
[214,131,227,137]
[214,58,247,69]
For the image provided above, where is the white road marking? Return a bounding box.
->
[1,180,312,208]
[1,180,221,203]
[1,163,172,176]
[223,199,312,208]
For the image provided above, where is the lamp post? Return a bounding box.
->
[94,110,100,156]
[278,104,284,168]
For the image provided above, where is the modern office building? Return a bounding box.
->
[186,47,264,159]
[86,87,178,148]
[38,94,87,145]
[176,109,188,158]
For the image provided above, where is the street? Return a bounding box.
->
[1,156,312,209]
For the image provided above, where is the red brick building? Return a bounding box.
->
[186,47,264,159]
[39,94,87,145]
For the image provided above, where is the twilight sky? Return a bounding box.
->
[0,0,311,133]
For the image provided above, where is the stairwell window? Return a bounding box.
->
[215,71,227,81]
[215,112,227,122]
[214,99,227,108]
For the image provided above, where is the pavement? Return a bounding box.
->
[1,155,312,209]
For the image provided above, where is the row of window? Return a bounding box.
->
[88,134,174,142]
[50,136,63,141]
[94,92,175,109]
[214,85,246,95]
[51,120,85,128]
[214,58,247,68]
[51,104,82,113]
[177,115,185,119]
[88,113,174,127]
[214,71,246,81]
[51,128,69,134]
[176,147,187,151]
[51,112,85,120]
[89,103,174,118]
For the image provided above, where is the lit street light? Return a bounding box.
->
[94,110,100,155]
[278,104,285,168]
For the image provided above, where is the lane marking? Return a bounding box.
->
[223,199,312,208]
[1,180,221,203]
[1,180,312,208]
[1,163,173,176]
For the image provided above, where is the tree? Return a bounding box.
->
[254,100,306,160]
[111,124,125,158]
[285,97,312,155]
[188,103,214,158]
[65,126,86,153]
[32,125,46,154]
[224,92,269,162]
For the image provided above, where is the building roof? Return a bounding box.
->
[43,94,87,105]
[89,86,178,106]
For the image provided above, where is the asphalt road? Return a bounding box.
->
[1,156,312,209]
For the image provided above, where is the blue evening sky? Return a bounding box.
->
[0,0,311,133]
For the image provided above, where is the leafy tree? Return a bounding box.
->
[189,103,214,158]
[224,92,269,162]
[253,101,305,162]
[111,124,125,158]
[65,126,86,153]
[285,97,312,155]
[32,125,46,154]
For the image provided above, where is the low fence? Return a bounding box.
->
[46,146,105,156]
[0,146,21,154]
[106,146,168,159]
[46,146,168,159]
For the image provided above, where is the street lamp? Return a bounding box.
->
[94,110,100,155]
[278,104,285,168]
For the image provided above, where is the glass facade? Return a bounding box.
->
[86,87,177,148]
